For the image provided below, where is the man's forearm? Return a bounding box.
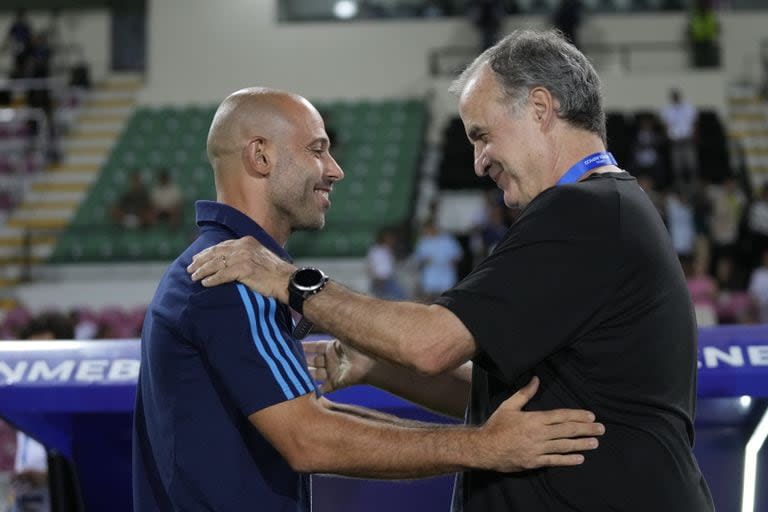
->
[304,282,467,374]
[364,361,471,419]
[322,399,441,428]
[299,405,484,479]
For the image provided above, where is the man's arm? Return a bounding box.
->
[250,376,603,479]
[188,237,475,376]
[305,339,470,419]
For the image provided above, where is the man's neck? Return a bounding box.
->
[550,130,614,183]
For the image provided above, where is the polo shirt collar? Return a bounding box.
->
[195,200,292,262]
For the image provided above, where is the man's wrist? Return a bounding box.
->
[276,263,296,303]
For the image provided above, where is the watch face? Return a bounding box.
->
[293,268,324,291]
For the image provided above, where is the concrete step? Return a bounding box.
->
[0,253,46,265]
[31,182,91,193]
[87,89,138,102]
[0,234,56,247]
[25,190,86,203]
[68,128,122,140]
[86,98,134,110]
[0,297,20,310]
[6,218,69,230]
[61,137,117,151]
[729,130,768,139]
[12,208,74,221]
[76,120,126,133]
[729,112,766,122]
[47,163,101,174]
[39,171,99,184]
[62,153,107,166]
[19,200,80,211]
[99,73,143,89]
[78,112,131,124]
[728,104,768,116]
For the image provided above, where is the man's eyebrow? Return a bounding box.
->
[308,137,329,148]
[467,125,483,141]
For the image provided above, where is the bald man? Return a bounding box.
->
[132,87,604,511]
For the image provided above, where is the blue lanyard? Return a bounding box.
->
[556,152,617,186]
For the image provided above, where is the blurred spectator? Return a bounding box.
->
[748,251,768,324]
[683,256,718,326]
[411,219,463,301]
[150,169,183,228]
[43,9,63,51]
[660,89,698,188]
[666,188,695,258]
[421,0,447,17]
[27,32,52,79]
[715,256,756,324]
[468,0,505,50]
[690,179,713,256]
[111,172,154,229]
[747,183,768,267]
[631,116,665,185]
[366,227,406,300]
[708,177,745,271]
[551,0,583,48]
[2,10,32,78]
[687,0,720,68]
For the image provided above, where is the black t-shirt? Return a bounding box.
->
[436,172,714,511]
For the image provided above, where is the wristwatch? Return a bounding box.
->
[288,267,329,315]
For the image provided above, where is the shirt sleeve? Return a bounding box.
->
[183,283,315,416]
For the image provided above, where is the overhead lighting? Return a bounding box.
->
[740,395,752,409]
[333,0,358,19]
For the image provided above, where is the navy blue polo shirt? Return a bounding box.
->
[133,201,315,512]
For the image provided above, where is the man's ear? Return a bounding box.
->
[243,137,272,178]
[529,87,556,129]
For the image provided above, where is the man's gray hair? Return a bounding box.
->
[450,29,606,144]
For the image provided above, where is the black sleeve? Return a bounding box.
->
[435,190,621,383]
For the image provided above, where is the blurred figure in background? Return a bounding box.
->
[707,176,745,274]
[631,116,665,186]
[683,256,718,327]
[2,10,32,78]
[150,169,183,228]
[747,183,768,267]
[468,0,505,50]
[660,89,698,189]
[111,172,154,230]
[411,219,463,302]
[748,250,768,324]
[666,188,695,259]
[552,0,583,48]
[366,227,406,300]
[687,0,720,68]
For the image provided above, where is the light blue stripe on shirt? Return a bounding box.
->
[236,284,294,400]
[264,296,314,391]
[252,292,308,396]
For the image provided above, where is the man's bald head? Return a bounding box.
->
[206,87,318,167]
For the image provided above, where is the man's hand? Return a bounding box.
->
[304,339,375,393]
[478,377,604,472]
[187,236,295,301]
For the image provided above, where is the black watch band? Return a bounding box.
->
[288,267,328,315]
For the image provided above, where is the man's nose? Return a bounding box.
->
[327,155,344,182]
[474,149,489,177]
